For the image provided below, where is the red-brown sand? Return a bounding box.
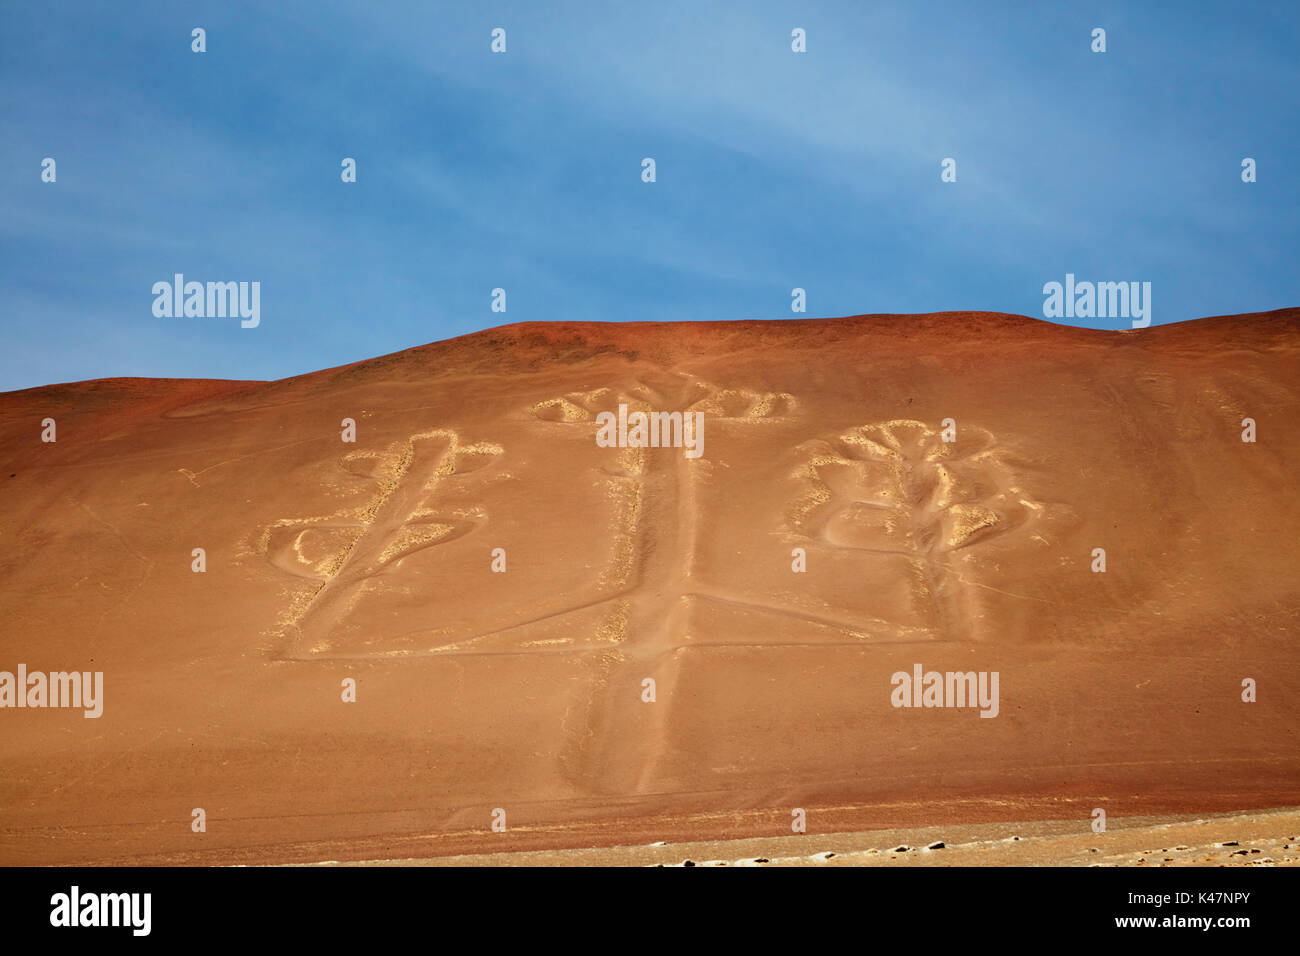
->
[1,310,1297,865]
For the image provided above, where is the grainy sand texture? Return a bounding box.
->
[1,310,1297,865]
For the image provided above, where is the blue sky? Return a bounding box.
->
[2,0,1296,391]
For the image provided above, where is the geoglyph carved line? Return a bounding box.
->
[261,429,502,651]
[791,419,1027,555]
[781,419,1050,642]
[260,379,810,660]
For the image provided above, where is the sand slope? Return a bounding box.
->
[1,310,1297,865]
[338,807,1300,868]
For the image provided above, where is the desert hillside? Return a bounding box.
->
[1,310,1297,865]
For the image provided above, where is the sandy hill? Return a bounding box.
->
[1,309,1297,864]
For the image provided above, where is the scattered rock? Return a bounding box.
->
[683,860,695,867]
[926,841,945,850]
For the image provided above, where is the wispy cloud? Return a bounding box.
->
[0,0,1296,390]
